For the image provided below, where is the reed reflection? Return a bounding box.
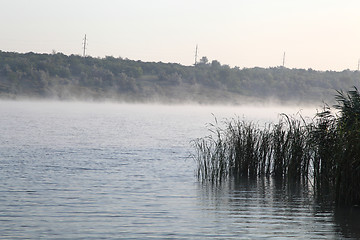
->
[197,177,340,238]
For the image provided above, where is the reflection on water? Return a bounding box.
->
[198,177,360,239]
[334,207,360,239]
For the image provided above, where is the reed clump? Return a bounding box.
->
[193,86,360,206]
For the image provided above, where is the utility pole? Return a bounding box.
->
[83,34,87,57]
[282,51,286,67]
[194,44,198,65]
[358,59,359,71]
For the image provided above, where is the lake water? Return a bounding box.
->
[0,101,359,239]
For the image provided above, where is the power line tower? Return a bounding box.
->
[194,44,198,65]
[82,34,87,57]
[282,51,286,67]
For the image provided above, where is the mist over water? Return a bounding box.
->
[1,101,357,239]
[0,99,318,125]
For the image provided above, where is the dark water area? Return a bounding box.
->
[200,177,360,239]
[0,101,359,239]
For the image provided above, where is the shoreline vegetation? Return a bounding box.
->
[1,50,360,104]
[193,87,360,207]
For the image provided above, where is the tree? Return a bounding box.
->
[199,56,209,65]
[211,60,221,68]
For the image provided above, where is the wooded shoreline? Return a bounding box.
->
[1,51,359,104]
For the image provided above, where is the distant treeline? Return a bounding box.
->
[0,51,359,104]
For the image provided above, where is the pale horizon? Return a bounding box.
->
[1,0,360,71]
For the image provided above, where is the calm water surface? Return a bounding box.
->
[0,101,359,239]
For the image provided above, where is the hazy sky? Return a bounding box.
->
[1,0,359,71]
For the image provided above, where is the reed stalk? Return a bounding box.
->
[193,86,360,206]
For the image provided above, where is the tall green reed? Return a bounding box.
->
[194,114,312,182]
[193,86,360,206]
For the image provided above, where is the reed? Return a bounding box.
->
[194,115,311,182]
[322,88,360,206]
[193,122,230,184]
[193,86,360,206]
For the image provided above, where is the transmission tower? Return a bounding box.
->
[194,44,198,65]
[83,34,87,57]
[282,51,286,67]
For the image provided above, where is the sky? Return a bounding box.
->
[1,0,360,71]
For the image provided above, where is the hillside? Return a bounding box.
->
[0,51,359,104]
